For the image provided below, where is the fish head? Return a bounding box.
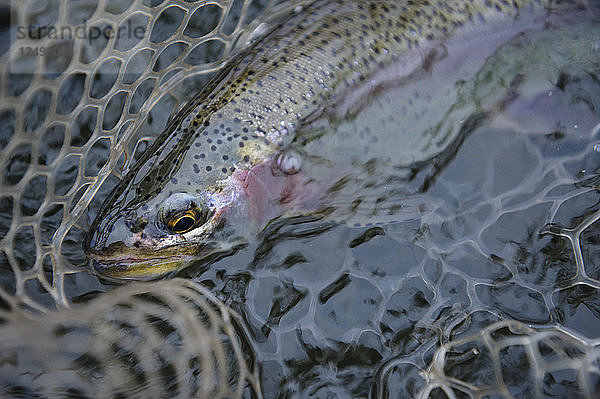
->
[82,118,267,280]
[83,188,244,281]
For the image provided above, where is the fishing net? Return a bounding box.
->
[0,278,261,398]
[1,0,600,397]
[0,0,275,396]
[376,319,600,398]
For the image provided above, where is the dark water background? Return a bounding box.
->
[1,1,600,397]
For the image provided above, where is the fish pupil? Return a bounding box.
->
[172,215,195,233]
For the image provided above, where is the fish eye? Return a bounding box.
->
[160,193,208,234]
[167,209,198,233]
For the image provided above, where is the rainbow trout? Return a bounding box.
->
[83,0,599,279]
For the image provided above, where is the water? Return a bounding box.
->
[1,1,600,397]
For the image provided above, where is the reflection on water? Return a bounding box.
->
[1,0,600,397]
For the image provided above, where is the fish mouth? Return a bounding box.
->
[84,233,232,280]
[89,253,192,280]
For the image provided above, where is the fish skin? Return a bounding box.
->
[83,0,595,279]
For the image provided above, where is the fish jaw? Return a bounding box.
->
[88,253,196,280]
[84,227,225,280]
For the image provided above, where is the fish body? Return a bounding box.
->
[83,0,599,279]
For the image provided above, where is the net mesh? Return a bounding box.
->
[1,0,600,397]
[0,278,261,397]
[376,319,600,398]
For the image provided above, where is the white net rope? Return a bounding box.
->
[1,0,600,398]
[0,278,262,397]
[375,319,600,398]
